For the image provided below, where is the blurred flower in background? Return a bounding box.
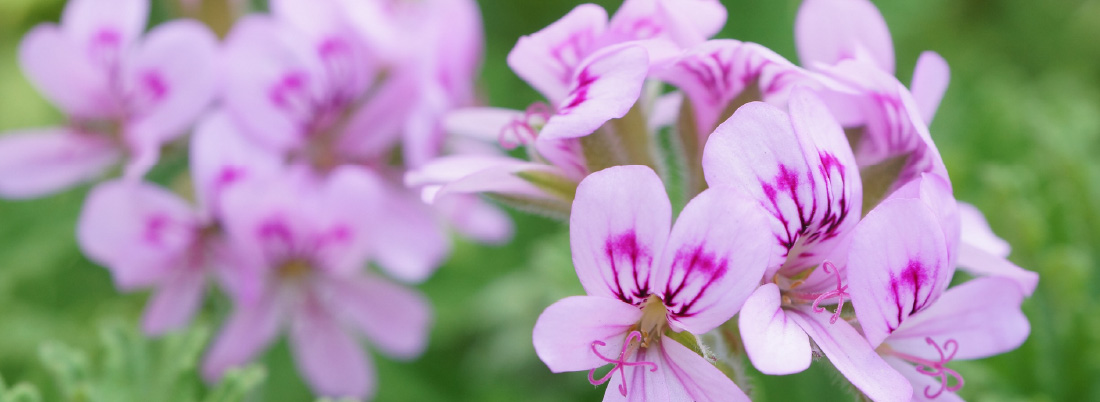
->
[0,0,1097,401]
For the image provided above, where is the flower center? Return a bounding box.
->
[277,258,313,281]
[499,102,552,150]
[881,337,964,398]
[778,261,851,324]
[637,294,668,347]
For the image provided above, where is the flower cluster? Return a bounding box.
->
[1,0,1037,400]
[0,0,503,398]
[417,0,1036,400]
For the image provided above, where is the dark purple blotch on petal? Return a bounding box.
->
[662,243,729,318]
[886,259,937,332]
[561,68,597,113]
[760,163,818,252]
[604,230,653,305]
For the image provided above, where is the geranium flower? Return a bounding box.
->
[75,111,280,336]
[703,88,913,401]
[0,0,217,198]
[533,165,774,401]
[201,165,431,399]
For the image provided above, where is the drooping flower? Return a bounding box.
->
[201,165,431,399]
[703,88,913,401]
[0,0,218,198]
[533,165,774,401]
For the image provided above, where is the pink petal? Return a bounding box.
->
[336,73,419,161]
[657,337,749,402]
[312,166,388,276]
[17,26,112,118]
[77,180,198,290]
[956,244,1038,296]
[570,166,671,304]
[602,339,749,402]
[124,20,219,145]
[507,4,608,103]
[787,308,913,402]
[794,0,895,74]
[888,173,960,268]
[657,40,803,135]
[290,300,373,399]
[883,356,966,402]
[702,91,861,275]
[0,128,119,198]
[142,267,205,335]
[737,284,811,375]
[435,194,515,245]
[653,188,774,333]
[532,295,641,373]
[888,277,1030,360]
[408,155,574,206]
[443,107,525,142]
[367,183,450,283]
[540,44,649,140]
[61,0,149,48]
[222,16,324,152]
[608,0,727,48]
[847,198,952,348]
[189,111,282,219]
[202,292,283,382]
[957,202,1010,258]
[909,51,950,125]
[270,0,351,41]
[323,274,432,359]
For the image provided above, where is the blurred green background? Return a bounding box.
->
[1,0,1098,400]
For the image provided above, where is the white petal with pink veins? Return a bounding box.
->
[540,44,649,141]
[507,4,609,104]
[570,166,671,305]
[652,187,774,334]
[847,198,952,348]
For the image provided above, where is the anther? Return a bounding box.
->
[588,331,658,396]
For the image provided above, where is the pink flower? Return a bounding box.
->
[847,188,1030,400]
[702,88,913,401]
[0,0,218,198]
[201,165,431,399]
[407,0,732,215]
[74,111,280,336]
[533,165,774,401]
[793,0,951,192]
[876,277,1030,401]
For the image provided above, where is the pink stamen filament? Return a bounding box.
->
[810,261,850,324]
[588,331,658,396]
[887,337,964,399]
[498,102,553,149]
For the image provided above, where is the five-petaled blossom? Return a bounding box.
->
[704,87,914,401]
[0,0,217,198]
[847,185,1030,400]
[75,111,281,336]
[200,165,431,399]
[533,165,773,401]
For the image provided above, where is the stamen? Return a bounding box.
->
[914,337,964,399]
[810,261,849,324]
[498,102,553,149]
[587,331,658,396]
